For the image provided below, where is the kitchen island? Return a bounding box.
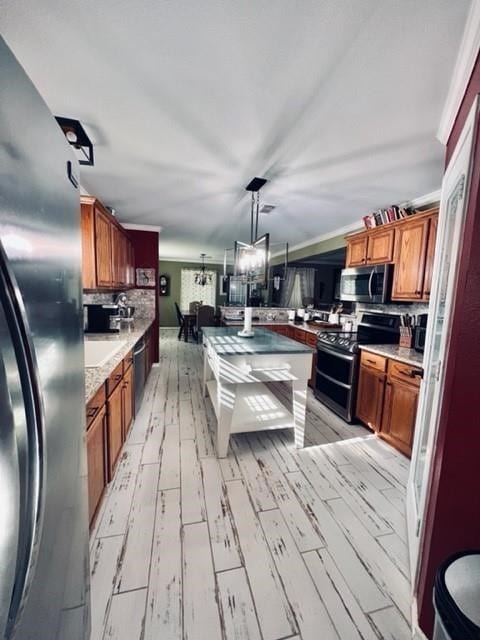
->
[202,327,313,457]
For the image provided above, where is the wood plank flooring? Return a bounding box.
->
[90,329,411,640]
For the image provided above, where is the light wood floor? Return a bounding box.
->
[89,329,412,640]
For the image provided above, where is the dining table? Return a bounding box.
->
[181,309,197,342]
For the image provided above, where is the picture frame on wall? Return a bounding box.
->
[136,268,156,287]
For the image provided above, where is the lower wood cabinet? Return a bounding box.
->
[356,365,385,432]
[356,350,422,457]
[107,381,124,479]
[86,405,108,526]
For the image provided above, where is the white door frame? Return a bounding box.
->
[406,95,479,620]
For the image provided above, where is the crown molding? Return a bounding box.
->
[401,189,441,209]
[271,220,362,257]
[122,223,162,233]
[159,256,224,265]
[437,0,480,145]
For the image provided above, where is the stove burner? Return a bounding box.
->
[317,331,358,353]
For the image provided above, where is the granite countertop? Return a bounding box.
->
[222,320,339,336]
[359,344,424,368]
[84,318,154,402]
[203,327,314,355]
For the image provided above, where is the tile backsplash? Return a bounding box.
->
[356,301,430,319]
[83,288,156,320]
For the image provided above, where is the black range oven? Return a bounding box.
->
[314,313,400,422]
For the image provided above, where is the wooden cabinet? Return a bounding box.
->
[356,349,422,457]
[86,405,108,526]
[346,234,368,267]
[391,216,430,300]
[95,206,114,287]
[80,196,135,291]
[107,379,124,479]
[355,352,387,432]
[423,214,437,299]
[122,364,134,439]
[367,228,395,264]
[346,228,394,268]
[345,208,439,301]
[380,372,420,458]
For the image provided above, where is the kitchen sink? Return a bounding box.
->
[84,340,127,368]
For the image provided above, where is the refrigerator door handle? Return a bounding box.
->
[0,240,46,637]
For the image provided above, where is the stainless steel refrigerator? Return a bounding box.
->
[0,38,90,639]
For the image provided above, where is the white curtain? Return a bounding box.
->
[180,269,217,310]
[280,268,297,307]
[299,268,315,302]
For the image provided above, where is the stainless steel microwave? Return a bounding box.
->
[339,264,392,303]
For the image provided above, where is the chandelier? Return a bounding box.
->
[194,253,213,286]
[223,177,288,288]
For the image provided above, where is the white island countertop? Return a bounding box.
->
[202,327,314,356]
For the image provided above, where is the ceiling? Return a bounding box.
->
[1,1,470,261]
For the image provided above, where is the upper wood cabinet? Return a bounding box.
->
[345,227,394,267]
[345,207,439,301]
[367,228,395,264]
[391,213,437,301]
[422,214,438,300]
[81,196,135,291]
[95,206,114,287]
[346,234,368,267]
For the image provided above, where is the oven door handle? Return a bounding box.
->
[316,344,355,362]
[368,268,375,299]
[315,369,352,390]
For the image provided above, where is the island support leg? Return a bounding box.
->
[291,379,308,449]
[216,381,235,458]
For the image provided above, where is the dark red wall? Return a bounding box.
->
[417,52,480,636]
[127,229,159,362]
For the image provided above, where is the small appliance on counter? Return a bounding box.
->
[115,292,135,321]
[414,314,428,353]
[84,304,121,333]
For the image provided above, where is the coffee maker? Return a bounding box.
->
[84,304,121,333]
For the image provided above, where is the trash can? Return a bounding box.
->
[433,550,480,639]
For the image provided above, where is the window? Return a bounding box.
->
[180,269,217,310]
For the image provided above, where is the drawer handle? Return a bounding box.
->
[113,374,122,381]
[87,406,99,419]
[397,367,423,379]
[365,358,377,365]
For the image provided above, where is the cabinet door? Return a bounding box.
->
[122,364,134,438]
[380,379,419,457]
[95,207,113,286]
[107,382,123,479]
[110,225,124,287]
[422,214,438,300]
[391,217,430,300]
[355,365,385,431]
[86,405,107,526]
[81,204,97,289]
[346,235,368,267]
[285,326,295,339]
[366,228,395,264]
[126,240,135,287]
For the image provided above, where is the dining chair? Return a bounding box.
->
[196,305,215,342]
[189,300,200,313]
[174,302,196,341]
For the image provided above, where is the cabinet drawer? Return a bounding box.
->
[294,328,306,343]
[107,360,124,396]
[124,349,133,370]
[388,359,423,387]
[360,350,387,372]
[86,383,106,429]
[305,332,318,348]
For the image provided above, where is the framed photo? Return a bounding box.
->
[136,268,156,287]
